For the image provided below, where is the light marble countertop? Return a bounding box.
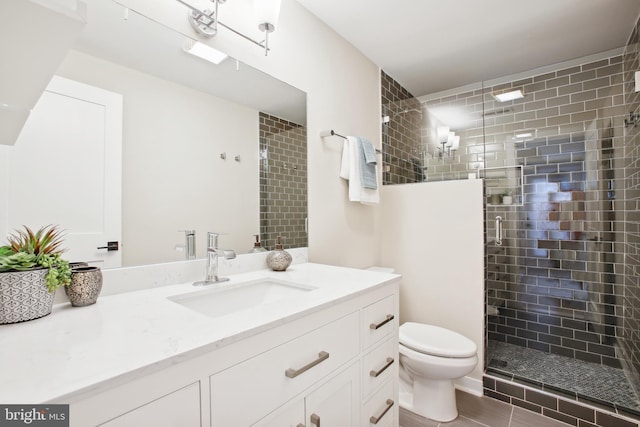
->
[0,262,399,404]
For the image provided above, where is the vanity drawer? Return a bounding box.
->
[363,336,397,399]
[362,378,395,427]
[362,295,395,349]
[210,311,359,426]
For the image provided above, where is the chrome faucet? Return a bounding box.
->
[193,232,236,286]
[182,229,196,260]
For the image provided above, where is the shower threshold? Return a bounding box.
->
[486,340,640,415]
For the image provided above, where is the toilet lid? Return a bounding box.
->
[399,322,477,358]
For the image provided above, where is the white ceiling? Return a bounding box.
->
[296,0,640,97]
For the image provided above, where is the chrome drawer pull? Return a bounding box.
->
[369,357,394,378]
[285,351,330,378]
[370,314,394,330]
[310,413,320,427]
[370,399,394,425]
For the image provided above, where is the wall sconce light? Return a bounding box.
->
[437,126,449,154]
[436,126,459,158]
[255,0,281,56]
[177,0,281,56]
[450,134,460,152]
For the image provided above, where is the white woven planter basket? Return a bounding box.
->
[0,269,54,324]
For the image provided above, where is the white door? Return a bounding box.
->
[0,76,123,268]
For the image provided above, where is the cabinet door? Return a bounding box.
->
[305,363,360,427]
[252,399,305,427]
[362,379,395,427]
[98,383,200,427]
[211,312,359,426]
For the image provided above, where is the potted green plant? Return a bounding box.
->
[0,225,71,324]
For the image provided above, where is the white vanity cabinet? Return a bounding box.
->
[98,383,201,427]
[65,280,399,427]
[360,295,399,426]
[209,311,360,425]
[253,362,360,427]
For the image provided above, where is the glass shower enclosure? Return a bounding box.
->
[416,50,640,416]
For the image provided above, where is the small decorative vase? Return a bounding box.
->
[66,266,103,307]
[0,269,54,324]
[266,236,292,271]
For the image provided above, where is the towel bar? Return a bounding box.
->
[320,130,381,154]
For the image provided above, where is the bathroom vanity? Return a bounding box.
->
[0,263,400,426]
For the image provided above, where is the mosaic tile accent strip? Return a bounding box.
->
[258,113,307,251]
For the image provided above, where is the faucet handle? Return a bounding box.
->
[207,232,219,249]
[206,232,229,248]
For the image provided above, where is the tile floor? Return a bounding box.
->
[399,390,572,427]
[487,340,640,412]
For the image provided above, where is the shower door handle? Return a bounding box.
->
[495,216,503,246]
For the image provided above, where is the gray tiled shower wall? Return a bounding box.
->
[380,71,423,185]
[623,18,640,392]
[485,55,627,368]
[424,53,628,368]
[258,113,307,251]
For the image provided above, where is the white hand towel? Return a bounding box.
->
[340,136,379,205]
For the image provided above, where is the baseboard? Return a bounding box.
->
[455,376,483,396]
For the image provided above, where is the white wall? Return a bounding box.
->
[56,51,260,266]
[380,179,485,386]
[115,0,383,267]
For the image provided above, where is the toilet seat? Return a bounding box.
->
[400,322,476,358]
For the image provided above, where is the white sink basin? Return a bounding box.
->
[168,278,316,318]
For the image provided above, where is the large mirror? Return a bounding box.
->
[0,0,307,268]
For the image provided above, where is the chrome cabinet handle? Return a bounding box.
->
[285,351,329,378]
[310,413,320,427]
[495,216,503,246]
[370,314,394,330]
[370,357,394,378]
[370,399,394,425]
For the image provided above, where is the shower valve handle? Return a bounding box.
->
[495,216,503,246]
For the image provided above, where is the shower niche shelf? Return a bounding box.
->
[480,166,523,207]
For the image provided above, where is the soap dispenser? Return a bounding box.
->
[248,234,267,253]
[266,236,292,271]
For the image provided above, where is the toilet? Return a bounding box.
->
[398,322,478,422]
